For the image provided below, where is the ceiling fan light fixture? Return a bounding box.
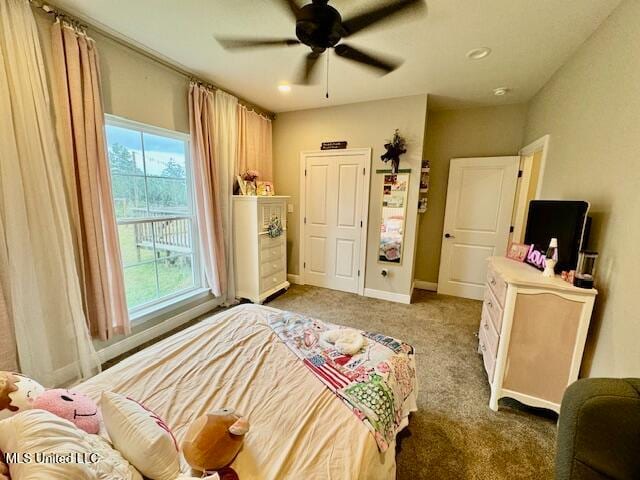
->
[466,47,492,60]
[493,87,509,96]
[278,84,292,93]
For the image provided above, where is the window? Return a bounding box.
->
[105,116,201,315]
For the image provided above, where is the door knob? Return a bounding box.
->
[445,233,455,238]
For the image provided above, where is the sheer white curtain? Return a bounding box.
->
[190,86,239,304]
[214,90,239,305]
[0,0,100,385]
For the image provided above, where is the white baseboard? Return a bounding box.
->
[287,274,302,285]
[97,297,222,364]
[364,288,412,304]
[414,280,438,292]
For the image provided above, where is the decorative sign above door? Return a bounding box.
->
[321,141,348,150]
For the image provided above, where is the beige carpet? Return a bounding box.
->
[267,285,557,480]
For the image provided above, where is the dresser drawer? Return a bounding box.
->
[260,260,284,277]
[261,270,286,292]
[259,234,285,251]
[479,304,499,359]
[261,244,283,263]
[483,286,504,334]
[486,263,507,307]
[478,325,496,383]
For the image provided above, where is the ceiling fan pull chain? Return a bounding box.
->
[325,52,330,99]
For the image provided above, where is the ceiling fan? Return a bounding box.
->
[216,0,426,86]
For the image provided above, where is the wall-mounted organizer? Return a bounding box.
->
[418,160,430,213]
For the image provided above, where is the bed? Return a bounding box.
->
[77,304,417,479]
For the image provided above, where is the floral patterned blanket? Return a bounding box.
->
[267,311,417,452]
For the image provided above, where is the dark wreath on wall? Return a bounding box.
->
[381,129,407,174]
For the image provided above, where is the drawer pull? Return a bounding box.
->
[488,301,493,308]
[484,322,489,330]
[490,279,497,286]
[481,343,486,352]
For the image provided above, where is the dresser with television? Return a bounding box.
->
[478,200,598,413]
[478,256,597,413]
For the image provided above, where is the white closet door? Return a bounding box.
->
[437,156,519,300]
[303,151,368,293]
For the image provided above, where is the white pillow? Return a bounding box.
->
[0,409,141,480]
[101,392,180,480]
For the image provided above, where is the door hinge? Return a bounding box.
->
[357,270,360,277]
[304,262,306,269]
[510,225,514,233]
[304,217,307,224]
[518,170,523,178]
[360,220,363,228]
[304,169,307,176]
[363,167,366,175]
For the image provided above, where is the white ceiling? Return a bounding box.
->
[51,0,622,113]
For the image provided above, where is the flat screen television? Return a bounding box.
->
[524,200,590,273]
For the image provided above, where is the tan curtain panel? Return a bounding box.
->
[237,105,273,181]
[50,20,129,341]
[189,84,227,297]
[0,280,17,371]
[0,0,99,385]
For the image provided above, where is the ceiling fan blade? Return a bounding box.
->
[216,37,300,50]
[334,44,401,74]
[296,51,323,85]
[279,0,302,20]
[341,0,426,37]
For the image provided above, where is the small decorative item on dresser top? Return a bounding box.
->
[574,251,598,289]
[506,242,530,262]
[524,243,547,271]
[542,238,559,277]
[256,181,274,196]
[240,169,259,196]
[235,175,247,195]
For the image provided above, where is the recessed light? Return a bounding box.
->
[493,87,509,96]
[278,84,291,93]
[467,47,492,60]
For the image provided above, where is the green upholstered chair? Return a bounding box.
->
[556,378,640,480]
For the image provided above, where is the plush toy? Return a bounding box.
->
[182,408,249,474]
[0,371,45,421]
[33,389,101,434]
[321,329,365,355]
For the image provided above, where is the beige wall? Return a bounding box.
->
[273,95,428,297]
[34,10,190,134]
[95,31,190,134]
[415,104,528,283]
[523,0,640,377]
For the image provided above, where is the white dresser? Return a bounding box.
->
[478,257,597,413]
[232,196,290,304]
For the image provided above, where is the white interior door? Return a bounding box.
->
[437,156,519,300]
[302,149,370,294]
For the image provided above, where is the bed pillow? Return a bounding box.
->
[101,392,180,480]
[0,409,141,480]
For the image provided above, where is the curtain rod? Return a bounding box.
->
[29,0,276,120]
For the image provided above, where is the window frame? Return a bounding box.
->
[105,114,203,319]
